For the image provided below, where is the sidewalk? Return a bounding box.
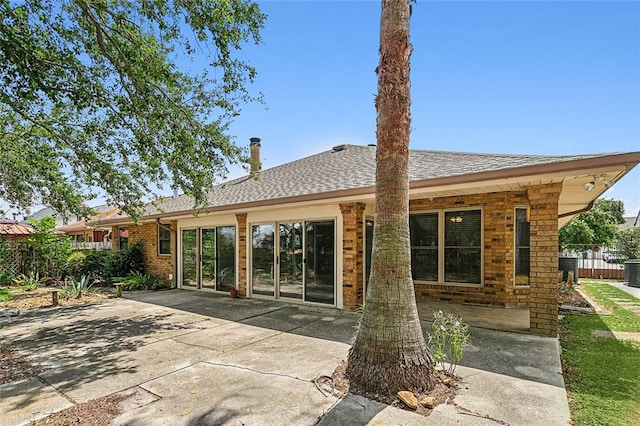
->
[1,290,570,425]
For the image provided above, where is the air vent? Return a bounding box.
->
[332,144,347,152]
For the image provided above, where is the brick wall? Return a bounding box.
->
[340,203,365,310]
[236,213,248,296]
[119,222,174,286]
[409,191,529,306]
[527,183,562,336]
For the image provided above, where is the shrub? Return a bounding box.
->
[0,271,14,287]
[66,252,87,279]
[428,310,470,375]
[122,272,162,290]
[58,275,93,299]
[13,271,47,291]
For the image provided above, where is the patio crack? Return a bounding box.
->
[201,360,314,385]
[36,375,77,405]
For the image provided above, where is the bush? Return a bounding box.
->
[0,271,14,287]
[121,272,162,290]
[63,244,146,286]
[66,252,87,279]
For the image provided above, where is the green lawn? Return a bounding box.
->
[561,280,640,426]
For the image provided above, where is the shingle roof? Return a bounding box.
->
[140,145,614,217]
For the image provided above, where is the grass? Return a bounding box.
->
[0,287,12,302]
[561,280,640,426]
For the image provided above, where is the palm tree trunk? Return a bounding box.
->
[346,0,435,394]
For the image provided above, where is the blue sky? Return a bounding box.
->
[3,0,639,219]
[225,0,640,216]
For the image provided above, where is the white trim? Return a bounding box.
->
[409,206,484,286]
[514,205,531,288]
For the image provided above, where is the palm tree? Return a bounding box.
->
[346,0,435,394]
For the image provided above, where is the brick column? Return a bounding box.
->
[528,183,562,336]
[339,202,366,310]
[236,213,248,296]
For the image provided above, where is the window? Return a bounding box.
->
[158,224,171,255]
[410,209,482,285]
[118,227,129,250]
[515,208,530,286]
[410,213,439,281]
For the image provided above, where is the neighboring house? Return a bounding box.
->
[0,219,34,242]
[620,216,637,231]
[101,141,640,336]
[56,206,120,250]
[25,206,77,228]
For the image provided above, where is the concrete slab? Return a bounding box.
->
[418,300,530,332]
[318,394,429,426]
[214,332,350,381]
[113,362,338,426]
[172,322,281,353]
[0,377,73,426]
[452,365,571,426]
[38,338,216,403]
[1,290,571,426]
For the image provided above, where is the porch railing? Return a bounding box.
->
[71,241,112,251]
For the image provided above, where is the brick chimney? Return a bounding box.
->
[249,137,261,177]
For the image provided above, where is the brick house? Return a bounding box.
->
[103,141,640,335]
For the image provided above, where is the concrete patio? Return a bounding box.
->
[1,290,569,425]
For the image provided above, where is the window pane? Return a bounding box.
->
[181,229,197,286]
[445,210,481,246]
[445,248,481,283]
[159,225,171,255]
[216,226,236,292]
[305,221,335,305]
[515,208,530,285]
[411,248,438,281]
[410,214,438,246]
[444,210,481,284]
[410,213,438,281]
[118,227,128,250]
[252,224,275,296]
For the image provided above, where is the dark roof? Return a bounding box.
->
[140,145,615,217]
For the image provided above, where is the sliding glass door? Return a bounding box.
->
[180,226,236,291]
[251,220,335,305]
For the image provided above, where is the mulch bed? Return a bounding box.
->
[558,283,592,308]
[0,286,112,311]
[330,360,458,417]
[0,344,44,385]
[29,393,129,426]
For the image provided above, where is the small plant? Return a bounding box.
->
[0,271,14,286]
[59,275,94,299]
[428,310,470,374]
[122,272,162,290]
[13,271,47,291]
[0,287,12,302]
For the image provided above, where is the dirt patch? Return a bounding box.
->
[30,393,129,426]
[558,283,592,308]
[0,286,112,311]
[0,344,44,384]
[29,387,160,426]
[330,360,457,417]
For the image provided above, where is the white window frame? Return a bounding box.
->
[410,207,484,286]
[514,206,531,288]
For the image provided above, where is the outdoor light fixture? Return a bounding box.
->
[583,181,596,191]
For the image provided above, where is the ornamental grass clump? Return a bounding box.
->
[59,275,93,299]
[428,310,470,374]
